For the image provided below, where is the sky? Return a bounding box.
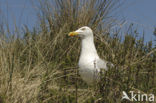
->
[0,0,156,45]
[118,0,156,44]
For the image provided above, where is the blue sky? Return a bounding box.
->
[118,0,156,44]
[0,0,156,45]
[0,0,36,30]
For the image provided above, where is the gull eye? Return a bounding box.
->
[81,28,86,31]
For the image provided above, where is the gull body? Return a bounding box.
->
[69,26,109,84]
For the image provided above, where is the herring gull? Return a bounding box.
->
[68,26,113,84]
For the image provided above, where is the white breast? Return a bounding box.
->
[78,56,100,84]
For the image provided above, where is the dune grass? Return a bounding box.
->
[0,0,155,103]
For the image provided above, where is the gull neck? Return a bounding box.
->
[80,36,98,57]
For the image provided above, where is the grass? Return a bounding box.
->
[0,0,156,103]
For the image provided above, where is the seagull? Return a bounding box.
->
[68,26,113,85]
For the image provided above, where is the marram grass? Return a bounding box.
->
[0,0,155,103]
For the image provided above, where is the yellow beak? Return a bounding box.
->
[68,32,78,36]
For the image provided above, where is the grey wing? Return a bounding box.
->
[97,58,114,70]
[97,59,108,70]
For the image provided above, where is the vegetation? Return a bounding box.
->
[0,0,155,103]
